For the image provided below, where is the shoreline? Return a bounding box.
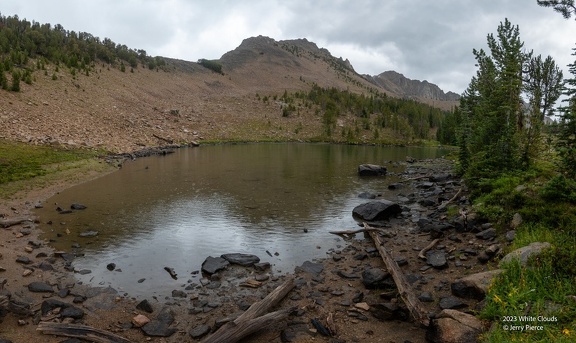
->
[1,147,493,343]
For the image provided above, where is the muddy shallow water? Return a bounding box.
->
[34,143,450,297]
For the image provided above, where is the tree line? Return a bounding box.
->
[0,13,166,91]
[280,84,450,141]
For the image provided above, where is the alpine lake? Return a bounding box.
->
[34,143,451,298]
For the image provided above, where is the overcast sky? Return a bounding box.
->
[2,1,575,93]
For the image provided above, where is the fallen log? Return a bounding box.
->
[37,322,134,343]
[0,217,34,228]
[202,277,295,343]
[364,223,429,327]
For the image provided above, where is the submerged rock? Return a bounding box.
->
[358,164,387,176]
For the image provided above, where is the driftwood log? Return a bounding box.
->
[0,217,34,228]
[202,277,296,343]
[418,238,440,260]
[37,322,134,343]
[364,223,430,327]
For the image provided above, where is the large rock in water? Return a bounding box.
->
[358,164,387,176]
[352,200,401,222]
[201,256,229,274]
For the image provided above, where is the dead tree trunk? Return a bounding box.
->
[364,223,430,327]
[36,322,134,343]
[202,277,296,343]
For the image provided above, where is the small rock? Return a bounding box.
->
[355,302,370,311]
[79,231,98,237]
[106,263,116,271]
[220,253,260,267]
[426,250,448,269]
[189,324,211,339]
[439,296,468,310]
[201,256,229,275]
[253,262,270,271]
[71,203,87,210]
[418,292,434,302]
[505,230,516,242]
[16,256,32,265]
[137,299,154,313]
[132,314,151,328]
[28,282,54,293]
[511,213,522,229]
[296,261,324,276]
[475,228,496,240]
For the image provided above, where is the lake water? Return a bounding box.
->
[35,143,449,297]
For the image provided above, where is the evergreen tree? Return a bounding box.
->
[556,47,576,179]
[11,70,20,92]
[537,0,576,19]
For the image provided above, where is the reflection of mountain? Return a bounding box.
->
[35,144,448,249]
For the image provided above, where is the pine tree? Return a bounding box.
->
[556,47,576,179]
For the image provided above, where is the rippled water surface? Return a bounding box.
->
[35,143,449,297]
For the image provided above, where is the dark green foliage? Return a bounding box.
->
[457,19,563,178]
[0,14,166,80]
[197,59,223,74]
[537,0,576,19]
[556,48,576,179]
[0,63,7,89]
[301,84,448,140]
[10,70,20,91]
[540,175,576,203]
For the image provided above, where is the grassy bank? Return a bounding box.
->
[0,140,112,199]
[471,164,576,341]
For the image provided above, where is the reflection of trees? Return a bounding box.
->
[37,144,449,247]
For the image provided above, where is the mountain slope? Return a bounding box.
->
[0,34,458,153]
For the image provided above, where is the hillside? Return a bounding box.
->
[0,26,459,153]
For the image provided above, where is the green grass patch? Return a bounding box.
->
[472,163,576,341]
[0,140,102,184]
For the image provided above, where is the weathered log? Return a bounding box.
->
[418,238,441,260]
[0,295,8,310]
[437,188,462,210]
[364,223,430,327]
[202,277,295,343]
[0,217,34,228]
[37,322,134,343]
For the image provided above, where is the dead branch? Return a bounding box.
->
[329,228,385,236]
[36,322,134,343]
[437,188,462,210]
[202,277,295,343]
[364,223,429,327]
[418,239,440,259]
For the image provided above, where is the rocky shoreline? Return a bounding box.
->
[0,156,545,342]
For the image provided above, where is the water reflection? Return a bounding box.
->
[35,143,449,297]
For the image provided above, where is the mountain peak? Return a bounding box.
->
[369,71,460,102]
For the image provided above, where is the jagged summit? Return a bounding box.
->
[368,71,460,102]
